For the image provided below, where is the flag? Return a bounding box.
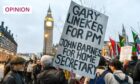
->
[132,30,140,54]
[132,45,137,52]
[109,38,116,56]
[119,34,125,47]
[132,31,138,43]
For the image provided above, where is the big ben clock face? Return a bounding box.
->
[46,21,52,27]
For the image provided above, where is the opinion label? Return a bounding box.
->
[3,5,32,14]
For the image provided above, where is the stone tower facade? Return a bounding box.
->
[43,6,54,55]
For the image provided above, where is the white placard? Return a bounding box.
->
[120,46,132,62]
[53,1,108,79]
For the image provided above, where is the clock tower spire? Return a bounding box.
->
[43,6,54,55]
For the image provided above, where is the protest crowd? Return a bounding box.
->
[0,53,139,84]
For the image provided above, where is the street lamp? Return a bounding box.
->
[45,34,48,38]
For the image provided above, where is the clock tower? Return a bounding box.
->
[43,6,54,55]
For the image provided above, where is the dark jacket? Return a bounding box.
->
[133,61,140,82]
[125,60,137,78]
[33,64,41,77]
[3,71,25,84]
[37,66,67,84]
[32,64,42,84]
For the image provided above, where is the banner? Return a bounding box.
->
[53,1,108,78]
[120,46,132,62]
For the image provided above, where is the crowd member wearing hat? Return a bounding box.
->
[109,59,133,84]
[37,55,67,84]
[3,56,26,84]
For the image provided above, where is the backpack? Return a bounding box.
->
[90,70,108,84]
[114,75,130,84]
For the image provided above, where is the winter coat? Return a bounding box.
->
[124,60,137,78]
[113,70,133,84]
[33,64,41,77]
[3,71,25,84]
[32,64,41,84]
[133,61,140,83]
[37,67,67,84]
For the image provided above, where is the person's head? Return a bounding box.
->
[31,55,37,63]
[123,59,129,67]
[103,56,112,63]
[36,60,41,65]
[79,76,85,84]
[97,56,107,69]
[131,55,138,61]
[10,56,26,71]
[109,59,122,72]
[99,57,106,66]
[40,55,54,70]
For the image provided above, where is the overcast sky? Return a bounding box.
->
[0,0,140,53]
